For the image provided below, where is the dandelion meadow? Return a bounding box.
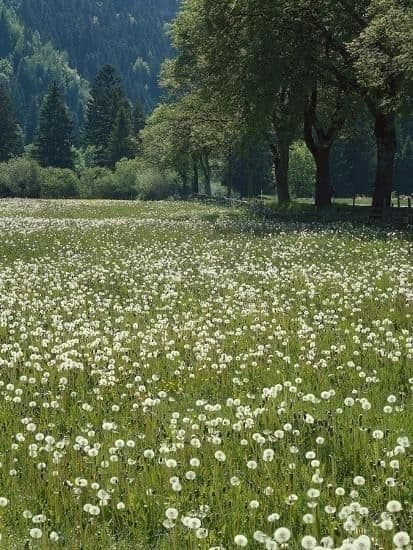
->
[0,199,411,549]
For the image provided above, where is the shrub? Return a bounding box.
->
[288,141,316,198]
[76,146,100,170]
[112,159,139,199]
[136,168,179,200]
[40,168,79,198]
[0,157,41,198]
[78,167,115,199]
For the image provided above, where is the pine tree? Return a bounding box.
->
[25,98,39,145]
[34,81,74,168]
[0,84,24,162]
[132,101,146,136]
[108,107,132,167]
[0,10,13,58]
[84,65,129,167]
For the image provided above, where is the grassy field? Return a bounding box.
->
[0,199,411,549]
[260,197,412,208]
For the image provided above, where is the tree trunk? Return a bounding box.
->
[191,155,199,195]
[271,140,291,204]
[314,147,334,208]
[303,88,344,209]
[180,170,189,197]
[372,112,396,208]
[200,152,212,196]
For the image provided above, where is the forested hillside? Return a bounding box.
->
[0,0,178,140]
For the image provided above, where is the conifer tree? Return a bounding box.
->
[84,65,129,167]
[132,101,146,136]
[25,98,40,145]
[34,81,74,168]
[108,107,132,167]
[0,84,24,162]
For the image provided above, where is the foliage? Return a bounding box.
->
[14,0,176,106]
[0,156,40,197]
[142,93,238,195]
[0,82,23,161]
[288,141,316,198]
[136,167,179,200]
[78,161,139,200]
[78,167,116,199]
[132,101,146,136]
[222,141,275,198]
[33,81,74,169]
[107,107,134,168]
[0,0,177,141]
[84,65,129,167]
[111,158,140,200]
[169,0,413,206]
[40,167,78,198]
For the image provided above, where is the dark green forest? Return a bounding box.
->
[0,0,177,138]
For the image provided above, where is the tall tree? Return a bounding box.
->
[303,85,354,206]
[345,0,413,207]
[223,141,274,199]
[108,107,133,167]
[267,88,303,204]
[289,0,413,207]
[0,84,23,162]
[84,65,128,167]
[170,0,413,208]
[169,0,308,204]
[142,94,237,196]
[34,81,74,168]
[132,101,146,136]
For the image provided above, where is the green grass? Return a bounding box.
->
[0,199,411,549]
[261,196,412,208]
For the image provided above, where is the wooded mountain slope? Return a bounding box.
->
[0,0,178,139]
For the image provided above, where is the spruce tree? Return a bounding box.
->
[0,84,24,162]
[84,65,128,167]
[25,98,39,145]
[34,81,74,168]
[132,101,146,136]
[108,107,132,167]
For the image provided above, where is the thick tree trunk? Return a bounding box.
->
[191,155,199,195]
[200,153,212,196]
[303,88,344,209]
[271,140,291,204]
[314,147,334,208]
[372,112,396,209]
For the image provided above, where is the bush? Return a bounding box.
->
[79,166,138,200]
[112,159,139,199]
[78,167,115,199]
[136,168,179,200]
[0,157,41,198]
[0,157,179,201]
[40,168,79,198]
[289,141,316,198]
